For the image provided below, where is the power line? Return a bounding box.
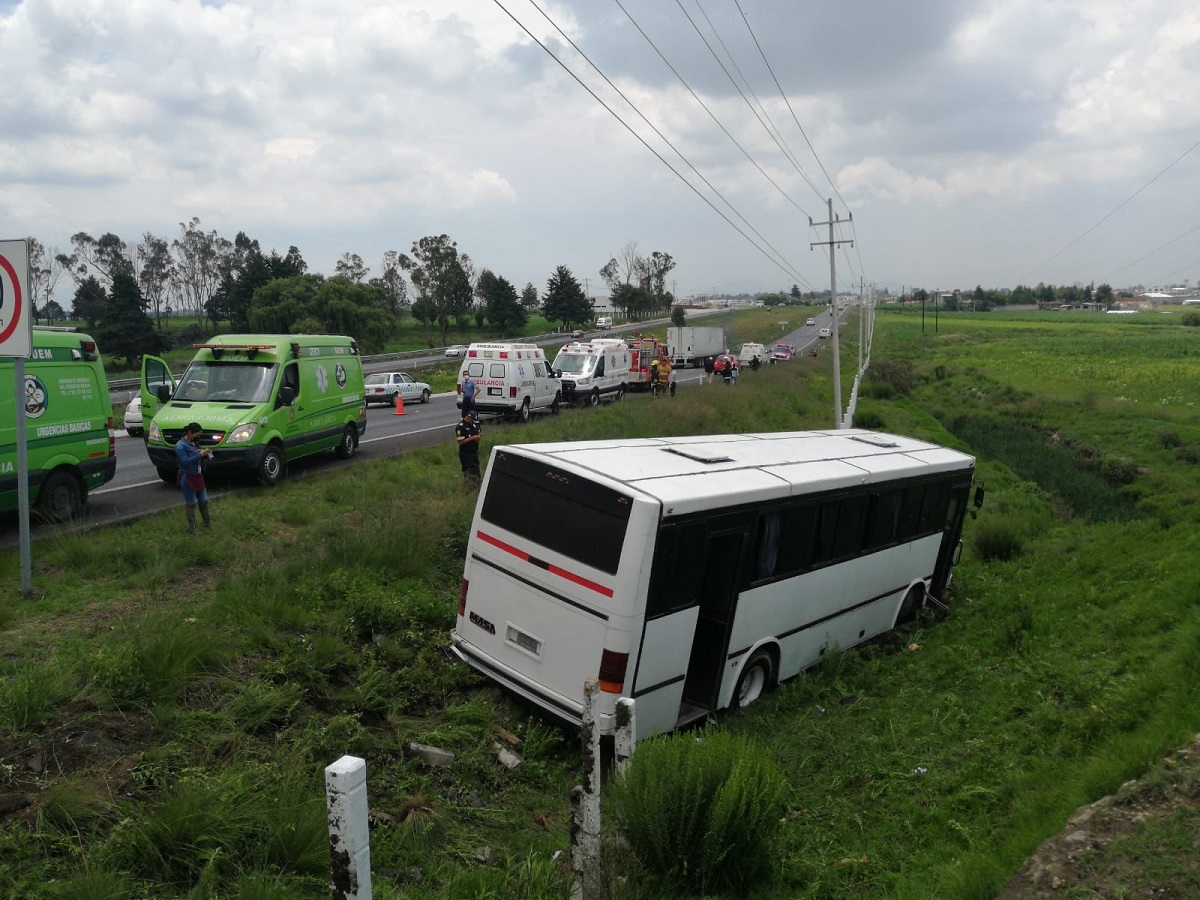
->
[732,0,866,282]
[1018,136,1200,281]
[693,0,808,178]
[521,0,814,290]
[1102,220,1200,282]
[735,0,849,212]
[490,0,815,290]
[614,0,816,222]
[677,0,825,204]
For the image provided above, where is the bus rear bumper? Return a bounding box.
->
[450,632,613,733]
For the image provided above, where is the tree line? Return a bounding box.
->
[26,223,681,363]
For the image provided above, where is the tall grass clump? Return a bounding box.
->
[972,520,1026,562]
[607,728,787,897]
[86,610,230,704]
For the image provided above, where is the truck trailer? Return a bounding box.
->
[666,326,726,367]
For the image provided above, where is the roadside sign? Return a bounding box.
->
[0,239,32,357]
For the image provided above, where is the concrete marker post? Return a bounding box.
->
[614,698,636,777]
[326,755,372,900]
[571,679,603,900]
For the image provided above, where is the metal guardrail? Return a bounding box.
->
[104,336,577,394]
[104,318,694,394]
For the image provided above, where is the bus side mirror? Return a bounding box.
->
[277,385,296,407]
[156,385,171,403]
[973,485,985,509]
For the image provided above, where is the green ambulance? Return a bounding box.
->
[0,328,117,520]
[139,334,366,486]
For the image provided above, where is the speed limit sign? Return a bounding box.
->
[0,239,32,357]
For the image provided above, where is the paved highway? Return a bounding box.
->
[2,307,843,544]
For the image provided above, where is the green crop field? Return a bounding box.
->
[1,307,1196,898]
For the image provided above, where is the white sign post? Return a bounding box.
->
[0,239,35,596]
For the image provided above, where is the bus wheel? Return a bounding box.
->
[517,398,531,423]
[734,650,774,709]
[335,425,357,460]
[258,445,285,486]
[614,385,625,402]
[157,467,177,485]
[588,389,600,407]
[898,584,925,623]
[37,470,83,522]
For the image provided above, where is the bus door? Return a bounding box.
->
[681,525,749,713]
[929,478,971,600]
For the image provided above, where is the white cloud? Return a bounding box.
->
[2,0,1198,296]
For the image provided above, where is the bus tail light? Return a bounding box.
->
[107,417,115,456]
[509,387,517,398]
[458,578,468,616]
[598,649,629,693]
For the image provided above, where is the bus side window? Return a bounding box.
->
[647,523,706,617]
[864,489,902,551]
[811,501,840,564]
[777,505,816,576]
[832,494,869,559]
[919,481,950,534]
[897,484,924,541]
[755,512,783,581]
[489,363,505,378]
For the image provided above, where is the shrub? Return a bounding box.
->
[972,521,1025,562]
[1181,310,1200,326]
[865,359,915,395]
[607,728,787,896]
[1155,428,1181,449]
[853,408,885,429]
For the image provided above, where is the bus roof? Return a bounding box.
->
[493,430,975,515]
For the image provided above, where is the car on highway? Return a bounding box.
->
[806,317,816,326]
[818,327,832,339]
[571,330,586,339]
[770,344,795,362]
[444,344,467,357]
[124,373,175,436]
[123,393,145,436]
[364,372,433,407]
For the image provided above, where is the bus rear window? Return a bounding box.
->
[481,452,633,575]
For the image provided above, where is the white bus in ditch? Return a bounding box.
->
[451,430,981,739]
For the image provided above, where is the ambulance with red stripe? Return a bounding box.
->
[457,343,561,423]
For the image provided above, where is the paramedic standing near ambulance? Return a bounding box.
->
[455,410,482,487]
[175,422,212,533]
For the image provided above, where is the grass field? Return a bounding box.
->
[2,307,1197,898]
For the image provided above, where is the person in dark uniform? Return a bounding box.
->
[455,410,482,487]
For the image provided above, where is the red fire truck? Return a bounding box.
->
[625,334,666,392]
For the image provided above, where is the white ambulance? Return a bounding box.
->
[550,338,632,407]
[737,342,767,365]
[458,343,561,423]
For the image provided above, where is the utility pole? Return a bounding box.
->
[810,199,854,428]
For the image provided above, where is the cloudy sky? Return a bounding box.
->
[3,0,1198,299]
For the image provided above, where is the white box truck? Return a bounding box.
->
[667,326,726,367]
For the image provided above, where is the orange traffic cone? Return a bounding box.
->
[393,391,406,415]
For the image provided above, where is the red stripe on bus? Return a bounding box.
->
[477,530,613,598]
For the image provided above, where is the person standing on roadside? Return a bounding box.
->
[668,364,678,397]
[649,358,660,398]
[456,410,482,488]
[703,355,715,384]
[461,371,477,417]
[175,422,212,533]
